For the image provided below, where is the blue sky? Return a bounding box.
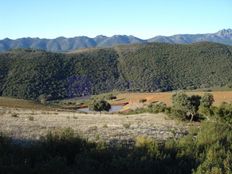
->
[0,0,231,39]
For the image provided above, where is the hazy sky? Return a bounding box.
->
[0,0,231,39]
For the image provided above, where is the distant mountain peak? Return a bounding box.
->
[216,29,232,36]
[0,29,232,52]
[95,35,107,39]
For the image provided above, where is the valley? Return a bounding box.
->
[0,89,231,143]
[1,42,232,173]
[1,0,232,173]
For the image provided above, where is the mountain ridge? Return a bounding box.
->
[0,29,232,52]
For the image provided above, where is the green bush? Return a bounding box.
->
[148,102,167,113]
[200,93,214,108]
[89,99,111,112]
[170,108,187,120]
[216,102,232,124]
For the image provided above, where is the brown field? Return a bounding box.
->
[116,91,232,108]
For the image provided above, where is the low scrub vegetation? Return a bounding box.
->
[0,121,231,173]
[148,102,168,113]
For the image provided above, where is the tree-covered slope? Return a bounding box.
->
[0,42,232,100]
[116,42,232,91]
[0,49,119,100]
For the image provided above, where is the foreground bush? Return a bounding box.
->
[0,122,231,174]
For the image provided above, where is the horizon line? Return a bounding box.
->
[0,28,230,41]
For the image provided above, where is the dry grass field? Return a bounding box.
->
[0,106,188,143]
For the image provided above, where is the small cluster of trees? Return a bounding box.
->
[128,92,216,121]
[130,92,232,124]
[172,92,214,121]
[172,92,232,124]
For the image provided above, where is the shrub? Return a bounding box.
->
[135,136,154,147]
[108,95,117,100]
[199,106,214,118]
[170,108,187,120]
[139,99,147,103]
[148,102,167,113]
[38,94,51,104]
[200,93,214,108]
[11,113,18,118]
[28,116,34,121]
[122,123,131,129]
[216,102,232,124]
[89,99,111,112]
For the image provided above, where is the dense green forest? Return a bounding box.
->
[0,42,232,100]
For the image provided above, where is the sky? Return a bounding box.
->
[0,0,231,39]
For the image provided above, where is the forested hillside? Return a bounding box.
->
[0,42,232,100]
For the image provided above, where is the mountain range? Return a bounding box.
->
[0,29,232,52]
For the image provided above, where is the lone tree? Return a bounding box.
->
[89,99,111,112]
[172,93,201,121]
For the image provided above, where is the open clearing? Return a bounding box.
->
[0,106,188,143]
